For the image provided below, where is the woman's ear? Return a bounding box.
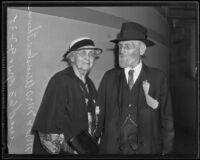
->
[140,43,147,56]
[69,51,75,62]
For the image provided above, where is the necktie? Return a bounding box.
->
[128,69,134,91]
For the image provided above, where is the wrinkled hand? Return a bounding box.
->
[73,150,78,154]
[42,140,60,154]
[62,139,78,154]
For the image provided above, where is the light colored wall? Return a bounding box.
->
[87,7,170,76]
[86,7,169,39]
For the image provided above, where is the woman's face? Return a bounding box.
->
[73,49,96,72]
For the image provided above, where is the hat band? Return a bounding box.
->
[69,39,95,53]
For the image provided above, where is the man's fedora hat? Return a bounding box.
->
[110,22,155,47]
[63,37,103,60]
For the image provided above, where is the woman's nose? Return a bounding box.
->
[85,52,91,59]
[83,52,93,60]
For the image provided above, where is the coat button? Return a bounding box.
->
[129,104,132,107]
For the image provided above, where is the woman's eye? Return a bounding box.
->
[89,51,95,55]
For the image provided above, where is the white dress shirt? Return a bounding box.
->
[124,61,142,84]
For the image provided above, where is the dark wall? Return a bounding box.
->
[169,20,197,135]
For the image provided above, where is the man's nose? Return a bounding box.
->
[120,47,126,55]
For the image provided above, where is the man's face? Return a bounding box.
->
[73,49,96,72]
[118,40,145,68]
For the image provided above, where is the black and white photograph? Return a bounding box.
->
[2,1,199,159]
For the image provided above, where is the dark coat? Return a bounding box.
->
[31,66,97,154]
[97,63,174,154]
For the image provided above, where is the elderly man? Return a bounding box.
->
[31,37,102,154]
[96,22,174,154]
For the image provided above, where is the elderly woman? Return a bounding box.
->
[31,37,103,154]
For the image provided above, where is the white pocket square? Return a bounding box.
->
[143,80,159,109]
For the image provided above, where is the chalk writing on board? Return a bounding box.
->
[7,13,22,154]
[24,6,42,153]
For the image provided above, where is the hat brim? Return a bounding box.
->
[110,38,155,47]
[65,47,103,58]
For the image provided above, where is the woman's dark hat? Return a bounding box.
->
[110,22,155,47]
[63,37,103,59]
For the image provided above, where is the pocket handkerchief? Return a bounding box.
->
[143,80,159,109]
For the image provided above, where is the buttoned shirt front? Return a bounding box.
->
[124,61,142,85]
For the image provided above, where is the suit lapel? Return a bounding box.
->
[137,63,149,105]
[116,68,125,110]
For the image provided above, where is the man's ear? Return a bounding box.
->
[140,43,147,56]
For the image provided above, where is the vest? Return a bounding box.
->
[119,72,141,154]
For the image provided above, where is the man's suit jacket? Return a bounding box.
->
[96,63,174,154]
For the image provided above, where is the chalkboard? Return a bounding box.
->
[7,7,116,154]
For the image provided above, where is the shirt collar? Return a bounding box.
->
[124,60,143,82]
